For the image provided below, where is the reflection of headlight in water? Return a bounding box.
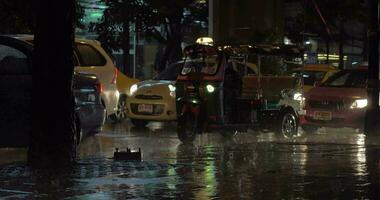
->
[356,133,365,146]
[354,134,366,176]
[355,134,367,176]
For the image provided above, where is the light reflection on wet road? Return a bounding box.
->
[1,121,380,199]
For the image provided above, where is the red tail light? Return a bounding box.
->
[97,81,103,94]
[112,67,118,85]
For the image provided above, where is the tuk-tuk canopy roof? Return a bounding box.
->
[183,43,304,58]
[183,44,220,56]
[292,64,338,72]
[220,44,304,58]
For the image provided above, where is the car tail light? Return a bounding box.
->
[97,81,103,94]
[112,67,118,85]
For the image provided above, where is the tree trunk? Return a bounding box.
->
[364,0,380,136]
[158,41,173,72]
[121,0,131,75]
[157,9,184,72]
[168,9,184,66]
[157,35,183,72]
[362,23,369,61]
[338,21,344,70]
[29,0,76,168]
[122,21,131,75]
[325,39,330,64]
[168,27,183,65]
[365,2,380,198]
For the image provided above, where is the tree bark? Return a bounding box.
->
[122,20,131,75]
[157,9,184,72]
[158,40,173,72]
[362,23,369,61]
[325,39,330,64]
[364,0,380,137]
[338,21,344,70]
[29,0,76,168]
[121,1,131,75]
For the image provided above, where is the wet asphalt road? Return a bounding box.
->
[1,121,380,199]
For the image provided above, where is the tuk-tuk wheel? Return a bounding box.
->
[279,111,298,138]
[177,111,198,143]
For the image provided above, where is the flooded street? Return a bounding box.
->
[1,121,380,199]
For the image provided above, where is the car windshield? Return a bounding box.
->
[290,71,326,86]
[154,62,183,80]
[181,55,220,75]
[321,70,367,88]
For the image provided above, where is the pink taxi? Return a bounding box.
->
[301,68,368,133]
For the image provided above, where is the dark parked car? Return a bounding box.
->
[73,72,107,136]
[0,36,105,147]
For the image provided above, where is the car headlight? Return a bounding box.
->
[130,84,138,96]
[350,99,368,109]
[168,84,176,92]
[206,84,215,93]
[168,84,176,97]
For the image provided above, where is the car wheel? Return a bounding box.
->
[115,95,128,122]
[131,119,149,127]
[301,125,318,134]
[279,111,298,138]
[177,111,198,143]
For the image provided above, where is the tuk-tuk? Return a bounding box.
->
[175,43,304,142]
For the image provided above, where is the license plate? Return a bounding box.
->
[313,111,332,121]
[138,104,153,113]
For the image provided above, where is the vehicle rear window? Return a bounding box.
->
[76,43,106,66]
[321,70,367,88]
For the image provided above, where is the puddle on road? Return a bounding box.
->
[1,122,380,199]
[1,142,379,199]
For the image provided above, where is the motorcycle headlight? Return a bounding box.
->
[129,84,138,96]
[350,99,368,109]
[206,84,215,93]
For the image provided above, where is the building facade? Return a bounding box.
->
[210,0,284,44]
[210,0,366,68]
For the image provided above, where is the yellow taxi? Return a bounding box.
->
[126,62,182,127]
[126,60,257,127]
